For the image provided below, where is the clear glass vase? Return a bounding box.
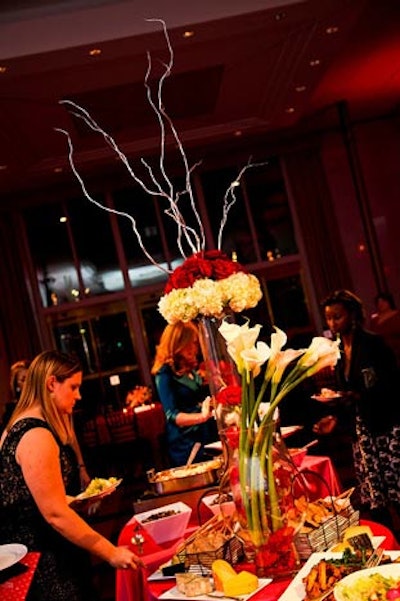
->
[220,421,307,579]
[197,314,241,433]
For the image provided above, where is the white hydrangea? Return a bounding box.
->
[158,272,262,324]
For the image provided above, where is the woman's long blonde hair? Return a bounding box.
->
[151,321,199,376]
[9,350,82,445]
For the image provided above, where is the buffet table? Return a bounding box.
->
[0,552,40,601]
[116,511,400,601]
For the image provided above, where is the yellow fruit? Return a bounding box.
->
[223,571,258,596]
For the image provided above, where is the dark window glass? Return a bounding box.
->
[67,196,122,296]
[113,186,171,287]
[201,166,250,261]
[24,203,76,307]
[244,159,298,259]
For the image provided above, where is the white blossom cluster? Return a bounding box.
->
[158,272,262,324]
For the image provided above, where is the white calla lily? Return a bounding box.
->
[241,341,271,378]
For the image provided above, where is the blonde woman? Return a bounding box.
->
[151,321,216,467]
[0,350,141,601]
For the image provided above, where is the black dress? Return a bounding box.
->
[0,418,99,601]
[334,330,400,511]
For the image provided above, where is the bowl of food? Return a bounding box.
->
[134,501,192,544]
[201,493,236,517]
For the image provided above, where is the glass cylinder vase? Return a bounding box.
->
[220,420,307,579]
[197,314,241,433]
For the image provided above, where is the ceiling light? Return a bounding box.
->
[53,167,63,173]
[309,59,321,67]
[274,11,286,21]
[295,85,306,92]
[285,107,295,114]
[89,48,102,57]
[59,216,67,223]
[234,130,242,137]
[182,30,194,39]
[0,66,7,74]
[0,164,8,171]
[326,26,339,34]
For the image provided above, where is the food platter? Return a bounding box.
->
[0,543,27,571]
[278,550,400,601]
[159,578,272,601]
[73,477,122,502]
[334,562,400,601]
[147,459,223,494]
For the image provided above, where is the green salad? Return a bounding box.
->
[338,572,400,600]
[82,476,118,498]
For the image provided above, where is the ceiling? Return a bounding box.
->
[0,0,399,198]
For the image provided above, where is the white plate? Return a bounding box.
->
[74,477,122,502]
[278,551,400,601]
[334,561,400,601]
[0,543,28,571]
[159,578,272,600]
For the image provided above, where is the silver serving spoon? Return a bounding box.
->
[185,441,201,468]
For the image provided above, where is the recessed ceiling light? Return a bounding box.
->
[0,164,8,171]
[53,167,63,173]
[234,130,242,137]
[59,216,68,223]
[182,30,194,39]
[285,107,295,114]
[326,26,339,34]
[295,85,307,92]
[89,48,102,57]
[274,11,286,21]
[309,59,321,67]
[0,66,7,74]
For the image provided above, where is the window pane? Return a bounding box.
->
[91,312,136,370]
[245,160,298,259]
[53,320,96,373]
[67,196,122,296]
[201,166,252,262]
[24,203,76,307]
[113,186,170,286]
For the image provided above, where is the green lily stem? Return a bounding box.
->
[239,366,316,544]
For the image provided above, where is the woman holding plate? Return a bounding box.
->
[0,350,142,601]
[314,289,400,529]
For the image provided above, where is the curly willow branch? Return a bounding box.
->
[57,18,266,271]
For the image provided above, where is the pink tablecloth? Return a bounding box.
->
[0,552,40,601]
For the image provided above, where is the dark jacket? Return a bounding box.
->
[335,328,399,436]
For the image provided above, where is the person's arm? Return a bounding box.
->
[156,369,213,427]
[16,426,142,569]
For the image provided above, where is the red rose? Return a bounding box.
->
[163,250,247,293]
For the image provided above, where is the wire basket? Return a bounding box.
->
[175,514,244,570]
[294,483,359,560]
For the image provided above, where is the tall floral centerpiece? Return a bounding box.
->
[58,19,340,579]
[217,320,341,576]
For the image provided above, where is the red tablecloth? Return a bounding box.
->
[0,552,40,601]
[116,516,400,601]
[298,454,342,500]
